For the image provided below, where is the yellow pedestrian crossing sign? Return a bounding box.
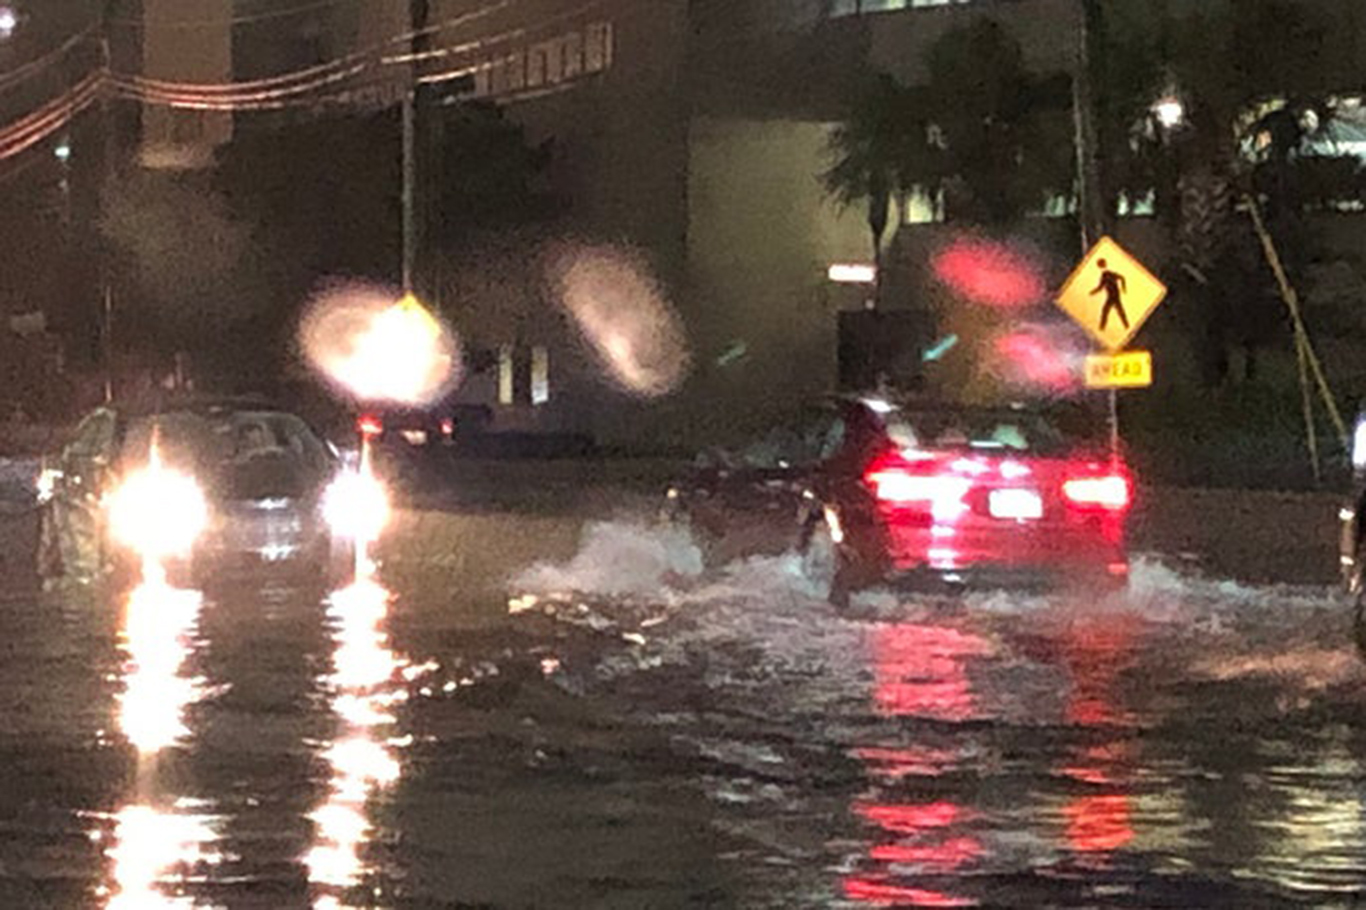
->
[1056,237,1167,352]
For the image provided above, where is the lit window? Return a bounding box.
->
[531,347,550,405]
[563,32,584,79]
[527,47,546,87]
[506,51,525,91]
[498,345,514,405]
[903,185,944,225]
[1117,190,1155,218]
[585,22,613,73]
[544,41,563,83]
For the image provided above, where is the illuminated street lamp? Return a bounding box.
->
[1152,95,1186,131]
[0,6,17,40]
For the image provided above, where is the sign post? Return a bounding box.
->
[1056,236,1167,455]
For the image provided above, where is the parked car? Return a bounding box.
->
[36,396,377,590]
[666,395,1132,607]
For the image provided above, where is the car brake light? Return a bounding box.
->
[357,414,383,438]
[1062,474,1131,511]
[865,458,971,519]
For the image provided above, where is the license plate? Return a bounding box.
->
[990,489,1043,520]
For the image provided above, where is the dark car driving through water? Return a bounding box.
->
[36,397,375,590]
[666,395,1133,607]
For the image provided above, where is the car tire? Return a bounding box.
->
[799,514,851,611]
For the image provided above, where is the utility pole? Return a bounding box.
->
[1073,0,1105,255]
[402,0,431,293]
[1073,0,1119,453]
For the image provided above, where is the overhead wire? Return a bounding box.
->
[0,0,609,171]
[115,0,606,110]
[107,0,364,31]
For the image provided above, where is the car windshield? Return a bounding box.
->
[882,407,1071,456]
[121,409,333,496]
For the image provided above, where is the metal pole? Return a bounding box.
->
[402,89,416,293]
[1073,0,1119,456]
[402,0,430,295]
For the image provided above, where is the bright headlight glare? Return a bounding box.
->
[322,470,391,541]
[106,465,208,559]
[1354,417,1366,469]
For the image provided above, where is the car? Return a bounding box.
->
[665,395,1133,607]
[1340,411,1366,612]
[362,403,493,449]
[36,397,380,591]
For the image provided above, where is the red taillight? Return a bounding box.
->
[440,418,455,437]
[1062,474,1131,511]
[357,414,383,438]
[864,456,971,519]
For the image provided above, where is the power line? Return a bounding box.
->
[108,0,363,30]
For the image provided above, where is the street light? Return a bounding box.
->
[0,6,18,40]
[1152,95,1186,131]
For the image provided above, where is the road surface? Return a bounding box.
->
[0,460,1361,908]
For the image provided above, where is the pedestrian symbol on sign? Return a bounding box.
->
[1091,259,1129,332]
[1056,236,1167,352]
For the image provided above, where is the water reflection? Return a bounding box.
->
[100,572,222,908]
[307,578,410,906]
[844,623,993,908]
[1054,618,1139,867]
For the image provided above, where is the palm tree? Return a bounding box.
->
[823,73,926,308]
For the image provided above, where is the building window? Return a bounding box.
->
[585,22,613,73]
[527,46,546,87]
[498,345,514,405]
[1117,190,1155,218]
[902,185,945,224]
[544,40,563,83]
[563,32,584,79]
[506,51,525,91]
[531,347,550,405]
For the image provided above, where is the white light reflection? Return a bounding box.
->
[300,283,460,407]
[117,566,206,756]
[100,568,222,908]
[547,244,691,398]
[104,805,222,910]
[307,578,411,904]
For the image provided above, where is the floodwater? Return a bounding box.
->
[0,481,1363,908]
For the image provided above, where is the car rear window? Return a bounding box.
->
[883,408,1071,455]
[122,410,331,475]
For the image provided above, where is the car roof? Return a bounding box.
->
[112,395,296,420]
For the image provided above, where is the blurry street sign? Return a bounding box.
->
[1084,350,1153,389]
[1056,236,1167,352]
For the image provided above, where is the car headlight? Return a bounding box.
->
[35,467,61,504]
[322,469,390,542]
[106,463,208,559]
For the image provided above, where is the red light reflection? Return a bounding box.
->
[844,877,977,908]
[872,625,993,722]
[1056,617,1140,861]
[991,326,1080,393]
[932,239,1046,309]
[845,624,993,907]
[1064,795,1134,855]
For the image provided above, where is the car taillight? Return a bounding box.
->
[1062,474,1131,511]
[357,414,383,438]
[864,457,971,519]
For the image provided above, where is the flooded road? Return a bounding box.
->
[0,484,1364,907]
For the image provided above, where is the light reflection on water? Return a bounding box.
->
[307,577,410,906]
[100,572,223,908]
[844,623,994,908]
